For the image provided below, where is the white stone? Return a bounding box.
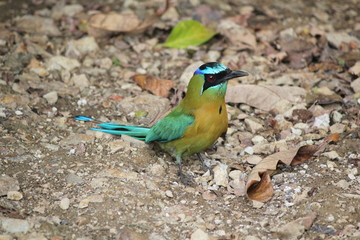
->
[47,56,80,71]
[322,151,340,160]
[313,114,330,129]
[330,123,346,133]
[72,74,90,90]
[60,197,70,210]
[244,119,264,133]
[43,91,58,105]
[1,218,30,233]
[165,190,173,198]
[78,199,89,209]
[191,229,210,240]
[351,77,360,93]
[291,127,302,136]
[251,135,267,145]
[213,163,228,187]
[7,191,23,201]
[244,146,254,155]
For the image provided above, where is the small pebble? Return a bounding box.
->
[60,198,70,210]
[7,191,23,201]
[165,190,173,198]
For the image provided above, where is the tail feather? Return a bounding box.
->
[74,115,150,141]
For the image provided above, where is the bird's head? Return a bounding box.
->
[193,62,248,96]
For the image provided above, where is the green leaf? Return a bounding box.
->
[163,20,216,48]
[112,57,122,66]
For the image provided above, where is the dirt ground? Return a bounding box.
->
[0,0,359,239]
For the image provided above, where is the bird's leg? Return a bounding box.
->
[176,154,195,186]
[196,153,210,172]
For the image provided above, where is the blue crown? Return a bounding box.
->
[194,62,228,75]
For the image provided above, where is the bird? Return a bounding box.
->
[74,62,248,184]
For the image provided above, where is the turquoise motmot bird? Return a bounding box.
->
[75,62,248,183]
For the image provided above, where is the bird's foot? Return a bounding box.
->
[178,170,195,187]
[197,153,211,172]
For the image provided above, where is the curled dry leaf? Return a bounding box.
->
[246,133,340,202]
[133,74,174,98]
[87,0,170,37]
[226,84,306,112]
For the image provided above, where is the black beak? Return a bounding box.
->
[223,70,249,82]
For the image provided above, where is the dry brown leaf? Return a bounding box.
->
[226,84,306,112]
[246,133,340,202]
[133,74,174,98]
[87,0,170,37]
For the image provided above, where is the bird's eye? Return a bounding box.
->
[206,74,215,82]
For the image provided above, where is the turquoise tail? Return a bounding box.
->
[74,116,151,141]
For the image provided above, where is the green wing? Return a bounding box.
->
[145,110,194,143]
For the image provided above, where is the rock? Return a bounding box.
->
[60,134,95,146]
[0,107,6,118]
[15,15,61,36]
[60,198,70,210]
[204,50,221,62]
[251,135,267,145]
[148,164,166,177]
[108,140,130,154]
[325,32,360,49]
[43,91,58,105]
[279,28,297,42]
[213,163,228,187]
[330,123,346,133]
[334,179,351,189]
[244,236,260,240]
[121,135,147,148]
[244,118,264,133]
[179,61,204,86]
[0,234,12,240]
[322,151,340,160]
[66,173,84,185]
[349,61,360,76]
[90,178,107,189]
[191,229,210,240]
[0,175,20,196]
[72,74,90,90]
[7,191,23,201]
[165,190,173,198]
[272,212,317,239]
[244,146,254,155]
[252,200,264,208]
[116,228,148,240]
[351,77,360,93]
[47,56,80,71]
[160,6,179,21]
[66,36,99,58]
[20,233,47,240]
[229,170,242,180]
[313,114,330,129]
[0,217,31,233]
[98,169,138,180]
[290,127,302,135]
[97,58,113,70]
[60,4,83,17]
[331,111,343,123]
[78,199,89,209]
